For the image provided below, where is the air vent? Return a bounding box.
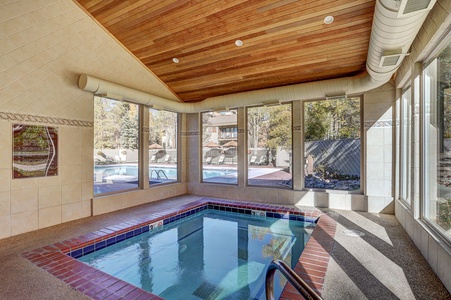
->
[397,0,436,18]
[379,49,405,68]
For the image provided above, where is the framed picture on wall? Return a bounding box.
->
[12,124,58,178]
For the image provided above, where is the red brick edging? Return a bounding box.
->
[280,212,337,299]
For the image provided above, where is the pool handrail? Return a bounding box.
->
[265,259,323,300]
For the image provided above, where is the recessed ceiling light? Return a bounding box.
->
[172,58,180,63]
[324,16,334,24]
[235,40,243,47]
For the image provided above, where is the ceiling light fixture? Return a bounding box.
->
[172,58,180,63]
[235,39,243,47]
[324,16,334,24]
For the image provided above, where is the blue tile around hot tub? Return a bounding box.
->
[106,237,116,246]
[116,234,126,242]
[95,241,106,251]
[83,245,95,255]
[70,249,82,258]
[125,231,134,239]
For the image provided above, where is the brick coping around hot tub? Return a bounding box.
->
[22,198,336,300]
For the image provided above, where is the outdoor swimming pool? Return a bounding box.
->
[94,164,289,194]
[94,164,280,182]
[77,208,314,299]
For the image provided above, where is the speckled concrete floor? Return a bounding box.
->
[321,210,451,300]
[0,195,449,300]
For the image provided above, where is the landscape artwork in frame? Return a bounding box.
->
[13,124,58,178]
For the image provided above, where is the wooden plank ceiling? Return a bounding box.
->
[76,0,375,102]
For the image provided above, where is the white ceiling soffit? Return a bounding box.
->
[79,0,436,113]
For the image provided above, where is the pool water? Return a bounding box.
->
[78,210,314,300]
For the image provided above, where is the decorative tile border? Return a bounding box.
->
[364,119,394,129]
[180,130,199,136]
[0,111,93,127]
[22,198,332,300]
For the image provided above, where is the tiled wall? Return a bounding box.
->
[364,84,396,213]
[0,0,182,238]
[0,122,93,238]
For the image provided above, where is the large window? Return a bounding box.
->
[304,97,361,191]
[423,41,451,240]
[400,87,412,205]
[202,110,238,184]
[94,97,139,195]
[247,104,292,187]
[148,109,178,185]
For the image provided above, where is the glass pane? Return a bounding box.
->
[94,97,139,195]
[401,88,412,205]
[149,109,178,185]
[202,110,238,184]
[247,105,292,188]
[304,97,360,191]
[423,42,451,239]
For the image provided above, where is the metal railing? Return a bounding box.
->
[150,169,168,180]
[265,259,322,300]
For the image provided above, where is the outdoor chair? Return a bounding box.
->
[216,155,225,164]
[257,156,267,165]
[150,155,156,163]
[205,156,212,164]
[249,155,257,165]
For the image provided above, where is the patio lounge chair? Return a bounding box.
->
[257,156,267,165]
[249,155,257,165]
[216,155,225,164]
[163,154,171,163]
[205,156,212,164]
[150,155,156,163]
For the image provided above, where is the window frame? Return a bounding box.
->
[245,103,293,189]
[400,86,412,206]
[148,107,180,187]
[200,110,238,185]
[421,30,451,245]
[93,96,141,197]
[301,96,364,194]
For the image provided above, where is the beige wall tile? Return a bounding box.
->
[81,200,91,217]
[10,177,38,191]
[81,182,93,202]
[0,215,10,239]
[62,202,82,223]
[294,191,314,206]
[61,165,81,186]
[38,186,61,209]
[367,196,388,213]
[62,183,82,204]
[0,122,11,167]
[10,210,38,236]
[39,206,61,229]
[0,191,10,216]
[38,175,61,187]
[0,170,10,193]
[329,193,347,210]
[11,188,38,214]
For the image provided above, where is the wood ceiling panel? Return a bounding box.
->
[76,0,376,102]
